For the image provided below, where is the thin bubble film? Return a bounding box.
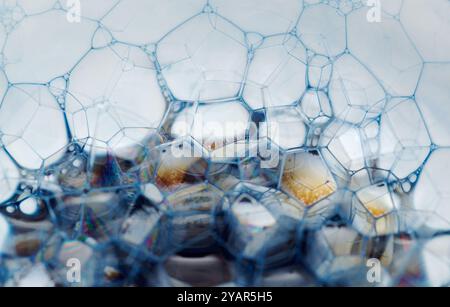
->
[0,0,449,287]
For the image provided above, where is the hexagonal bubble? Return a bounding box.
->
[299,89,332,124]
[307,54,332,90]
[4,10,96,83]
[416,63,450,146]
[378,98,431,180]
[239,140,281,184]
[279,150,340,228]
[410,149,450,232]
[210,0,302,36]
[170,101,251,154]
[303,225,365,284]
[351,182,401,237]
[296,2,347,57]
[120,200,163,254]
[159,183,224,253]
[347,8,422,96]
[356,184,398,218]
[153,138,209,191]
[0,84,69,170]
[329,53,386,124]
[215,183,303,270]
[319,120,369,177]
[281,150,337,213]
[98,128,164,173]
[259,106,307,150]
[401,0,450,62]
[204,139,282,191]
[66,43,167,157]
[347,167,398,193]
[156,13,247,102]
[121,182,225,258]
[243,34,307,109]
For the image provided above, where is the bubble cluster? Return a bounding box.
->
[0,0,449,286]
